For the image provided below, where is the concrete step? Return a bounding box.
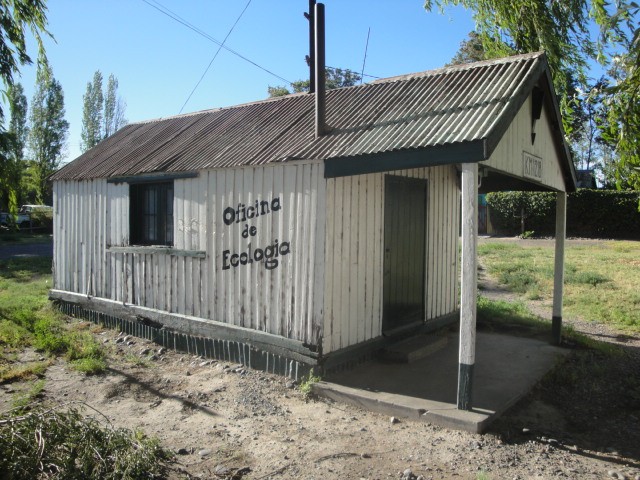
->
[382,334,448,363]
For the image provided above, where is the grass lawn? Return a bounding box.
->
[0,256,106,382]
[479,240,640,332]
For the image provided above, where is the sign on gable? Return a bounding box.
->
[523,152,543,181]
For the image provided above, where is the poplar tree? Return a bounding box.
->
[80,70,104,152]
[81,71,127,151]
[103,74,127,138]
[28,54,69,204]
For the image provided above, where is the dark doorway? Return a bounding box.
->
[382,175,427,333]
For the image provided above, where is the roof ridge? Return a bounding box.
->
[370,51,545,85]
[130,53,545,127]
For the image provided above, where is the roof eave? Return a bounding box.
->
[324,140,486,178]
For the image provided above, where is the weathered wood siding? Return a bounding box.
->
[323,164,460,353]
[484,92,566,191]
[53,162,325,346]
[53,179,115,299]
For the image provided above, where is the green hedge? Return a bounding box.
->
[486,189,640,239]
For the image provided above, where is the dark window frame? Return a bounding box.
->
[129,181,174,246]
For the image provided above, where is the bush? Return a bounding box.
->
[0,405,169,479]
[486,189,640,239]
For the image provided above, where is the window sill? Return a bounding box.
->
[107,246,206,258]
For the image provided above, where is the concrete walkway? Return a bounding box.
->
[313,332,569,433]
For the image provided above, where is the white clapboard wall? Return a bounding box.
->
[323,164,460,353]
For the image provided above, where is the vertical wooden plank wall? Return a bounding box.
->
[204,162,325,345]
[53,162,325,347]
[323,164,460,354]
[53,179,120,299]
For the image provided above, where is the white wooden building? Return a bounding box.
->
[50,52,575,408]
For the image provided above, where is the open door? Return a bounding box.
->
[383,175,427,333]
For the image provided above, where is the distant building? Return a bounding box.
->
[576,169,597,189]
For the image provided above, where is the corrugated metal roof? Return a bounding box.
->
[52,52,570,182]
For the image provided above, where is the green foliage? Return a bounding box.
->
[71,357,107,375]
[486,189,640,239]
[597,3,640,190]
[426,0,593,130]
[0,319,32,348]
[65,331,104,362]
[0,257,51,335]
[267,85,291,97]
[448,31,486,65]
[32,316,68,354]
[80,70,104,152]
[448,31,514,66]
[27,53,69,204]
[0,0,50,117]
[81,71,127,152]
[0,405,169,479]
[496,263,539,293]
[565,269,609,287]
[268,67,362,97]
[0,232,51,244]
[103,74,127,138]
[298,372,321,398]
[485,191,555,235]
[476,471,491,480]
[1,83,29,213]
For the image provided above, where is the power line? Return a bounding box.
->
[360,27,371,84]
[141,0,293,86]
[178,0,252,113]
[142,0,382,90]
[326,64,380,80]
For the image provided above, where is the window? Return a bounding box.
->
[130,182,174,246]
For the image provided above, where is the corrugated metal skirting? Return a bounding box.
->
[54,300,310,379]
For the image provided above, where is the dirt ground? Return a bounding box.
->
[2,240,640,479]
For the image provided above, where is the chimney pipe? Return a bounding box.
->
[314,2,326,138]
[307,0,316,94]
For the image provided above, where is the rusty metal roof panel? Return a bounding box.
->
[52,52,550,181]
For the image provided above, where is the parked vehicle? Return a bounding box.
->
[0,212,10,227]
[1,205,52,230]
[0,211,30,228]
[19,205,53,215]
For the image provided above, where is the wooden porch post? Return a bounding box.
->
[552,191,567,345]
[458,162,478,410]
